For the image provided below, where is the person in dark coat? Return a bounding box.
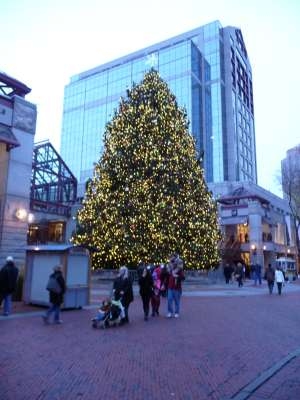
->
[223,262,233,284]
[254,263,262,285]
[42,265,66,324]
[235,262,244,287]
[0,256,19,316]
[113,266,134,323]
[264,264,275,294]
[138,266,154,321]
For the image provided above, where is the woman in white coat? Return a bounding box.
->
[275,267,285,295]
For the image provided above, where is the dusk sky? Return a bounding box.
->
[1,0,299,196]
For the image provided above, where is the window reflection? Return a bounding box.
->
[27,221,65,245]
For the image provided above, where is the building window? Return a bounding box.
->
[48,222,65,242]
[27,221,65,245]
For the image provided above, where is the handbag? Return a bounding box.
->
[46,276,62,293]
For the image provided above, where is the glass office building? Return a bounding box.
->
[61,20,257,192]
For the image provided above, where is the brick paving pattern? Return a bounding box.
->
[247,351,300,400]
[1,280,300,399]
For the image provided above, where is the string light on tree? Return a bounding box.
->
[73,69,221,269]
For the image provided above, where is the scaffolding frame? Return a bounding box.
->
[30,141,77,217]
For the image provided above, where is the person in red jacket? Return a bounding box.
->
[166,256,185,318]
[151,264,163,316]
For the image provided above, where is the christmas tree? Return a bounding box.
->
[73,70,221,269]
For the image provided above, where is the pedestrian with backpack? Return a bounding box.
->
[42,265,66,324]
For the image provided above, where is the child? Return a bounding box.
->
[159,264,168,298]
[151,264,163,316]
[110,297,125,320]
[91,298,111,328]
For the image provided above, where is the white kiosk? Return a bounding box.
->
[23,244,90,308]
[275,257,297,282]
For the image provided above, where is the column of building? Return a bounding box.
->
[248,200,264,269]
[0,95,36,267]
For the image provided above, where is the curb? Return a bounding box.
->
[230,348,300,400]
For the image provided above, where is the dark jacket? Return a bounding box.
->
[138,272,154,298]
[0,261,19,295]
[255,264,262,274]
[159,268,168,290]
[235,264,243,278]
[48,271,66,305]
[265,267,275,283]
[224,264,233,277]
[113,277,134,307]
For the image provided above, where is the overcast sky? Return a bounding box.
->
[1,0,299,196]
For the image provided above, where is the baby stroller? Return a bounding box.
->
[105,298,124,327]
[92,295,125,329]
[91,298,111,329]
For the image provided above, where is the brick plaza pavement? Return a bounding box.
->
[1,281,300,400]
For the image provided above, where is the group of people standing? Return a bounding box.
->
[0,252,185,324]
[90,254,186,326]
[91,254,185,327]
[223,260,287,295]
[223,262,245,286]
[137,255,185,320]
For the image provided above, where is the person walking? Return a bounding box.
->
[113,266,134,324]
[265,264,275,294]
[223,262,233,284]
[0,256,19,316]
[166,256,185,318]
[275,266,285,295]
[42,265,66,324]
[159,263,168,297]
[235,262,244,287]
[254,263,262,285]
[151,264,163,316]
[138,266,154,321]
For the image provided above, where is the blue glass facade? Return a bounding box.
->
[61,20,257,189]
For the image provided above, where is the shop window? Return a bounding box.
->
[48,222,65,243]
[27,223,48,244]
[27,221,65,244]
